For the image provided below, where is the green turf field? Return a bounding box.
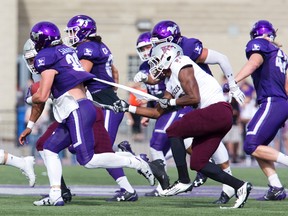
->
[0,165,287,216]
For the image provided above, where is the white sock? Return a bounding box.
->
[150,148,165,162]
[38,150,47,166]
[5,153,25,170]
[268,173,282,188]
[276,152,288,166]
[116,176,134,193]
[164,149,173,161]
[222,166,235,198]
[44,149,62,187]
[49,187,62,201]
[84,153,141,170]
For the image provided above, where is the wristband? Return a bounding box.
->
[169,99,177,106]
[128,105,137,114]
[27,121,35,130]
[26,96,33,105]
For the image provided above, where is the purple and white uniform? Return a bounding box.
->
[34,44,96,165]
[76,41,124,146]
[243,38,288,155]
[178,36,212,76]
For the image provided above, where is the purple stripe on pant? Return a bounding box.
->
[44,99,96,165]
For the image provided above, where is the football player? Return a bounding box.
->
[20,21,160,206]
[113,42,252,209]
[65,15,141,202]
[234,20,288,201]
[134,20,241,204]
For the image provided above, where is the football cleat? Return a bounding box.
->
[61,188,74,203]
[257,184,286,201]
[221,182,252,209]
[159,180,193,196]
[33,196,51,206]
[193,172,207,187]
[213,191,232,204]
[135,155,155,186]
[106,188,138,202]
[21,156,36,187]
[145,189,161,197]
[118,140,135,155]
[148,159,170,190]
[33,195,64,206]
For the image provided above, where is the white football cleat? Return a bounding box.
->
[160,180,193,196]
[33,196,51,206]
[135,155,155,186]
[21,156,36,187]
[220,182,252,209]
[33,196,64,206]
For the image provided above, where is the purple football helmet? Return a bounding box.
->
[151,20,181,45]
[136,31,152,61]
[65,15,97,46]
[30,21,61,52]
[250,20,276,40]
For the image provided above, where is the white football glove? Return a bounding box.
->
[134,72,148,83]
[228,82,245,105]
[113,100,130,112]
[158,98,176,109]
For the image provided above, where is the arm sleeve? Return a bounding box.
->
[204,49,235,83]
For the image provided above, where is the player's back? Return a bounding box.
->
[76,41,114,92]
[246,38,288,103]
[35,44,95,99]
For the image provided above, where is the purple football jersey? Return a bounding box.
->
[76,41,115,93]
[246,38,288,104]
[34,44,95,98]
[178,36,212,75]
[140,61,166,96]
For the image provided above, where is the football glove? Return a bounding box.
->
[113,100,130,112]
[134,71,148,83]
[158,98,176,109]
[228,82,245,105]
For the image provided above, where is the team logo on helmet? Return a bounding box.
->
[167,24,178,35]
[31,31,41,42]
[76,18,91,28]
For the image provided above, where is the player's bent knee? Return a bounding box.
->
[243,142,255,155]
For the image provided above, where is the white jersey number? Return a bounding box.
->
[66,53,85,72]
[275,50,288,74]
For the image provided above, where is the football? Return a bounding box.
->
[30,81,40,95]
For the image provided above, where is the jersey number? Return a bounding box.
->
[66,53,85,72]
[275,50,288,74]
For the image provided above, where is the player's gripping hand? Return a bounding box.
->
[113,100,130,112]
[158,98,176,109]
[228,82,245,105]
[25,86,32,105]
[134,71,148,83]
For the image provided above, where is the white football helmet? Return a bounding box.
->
[23,39,38,74]
[148,42,183,80]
